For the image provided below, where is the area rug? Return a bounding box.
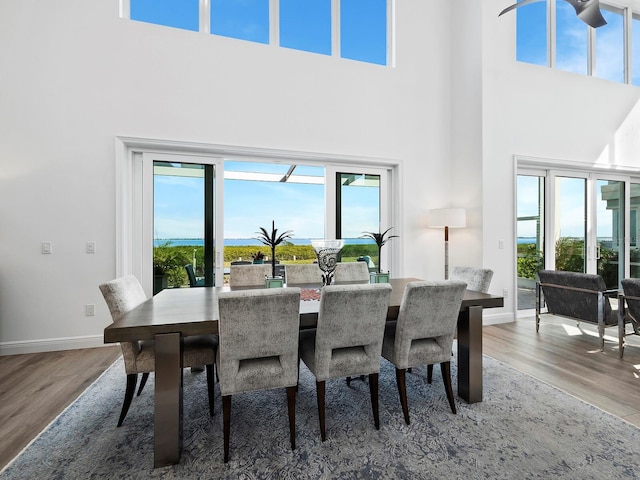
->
[2,349,640,479]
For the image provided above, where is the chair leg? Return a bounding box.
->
[206,364,215,416]
[369,372,380,430]
[222,395,232,463]
[118,373,138,427]
[395,368,410,425]
[316,380,326,442]
[427,364,433,384]
[136,372,149,396]
[441,361,456,414]
[286,386,296,450]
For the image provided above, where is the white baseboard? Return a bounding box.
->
[483,311,515,325]
[0,335,107,356]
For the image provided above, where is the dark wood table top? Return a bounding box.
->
[104,278,504,344]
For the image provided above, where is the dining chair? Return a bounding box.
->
[229,264,271,287]
[217,287,302,463]
[618,278,640,358]
[334,261,370,282]
[299,283,392,441]
[449,266,493,293]
[185,264,204,287]
[381,280,466,425]
[99,275,217,426]
[285,263,322,285]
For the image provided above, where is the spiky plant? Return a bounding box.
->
[360,227,399,273]
[255,220,294,278]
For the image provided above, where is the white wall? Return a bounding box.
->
[0,0,463,353]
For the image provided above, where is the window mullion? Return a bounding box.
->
[625,7,632,84]
[200,0,210,34]
[332,0,340,58]
[588,25,596,76]
[549,0,556,68]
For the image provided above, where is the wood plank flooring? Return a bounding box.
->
[484,315,640,427]
[2,317,640,471]
[0,346,121,471]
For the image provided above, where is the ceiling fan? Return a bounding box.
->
[499,0,607,28]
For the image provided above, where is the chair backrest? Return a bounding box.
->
[537,269,614,323]
[216,288,302,395]
[450,266,493,293]
[99,275,148,372]
[621,278,640,329]
[185,264,197,287]
[99,275,147,322]
[285,264,323,285]
[229,264,272,287]
[334,262,370,282]
[313,283,392,380]
[389,280,466,368]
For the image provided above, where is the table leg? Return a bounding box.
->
[457,305,483,403]
[154,332,183,467]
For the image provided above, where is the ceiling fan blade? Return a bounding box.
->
[499,0,607,28]
[567,0,608,28]
[498,0,545,17]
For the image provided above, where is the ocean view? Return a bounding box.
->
[155,238,373,247]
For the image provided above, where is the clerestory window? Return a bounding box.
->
[124,0,390,66]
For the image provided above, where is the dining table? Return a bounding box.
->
[103,277,503,467]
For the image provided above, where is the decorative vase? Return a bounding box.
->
[264,276,284,288]
[311,239,345,286]
[369,272,390,283]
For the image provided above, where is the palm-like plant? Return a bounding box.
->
[255,220,294,278]
[360,227,399,274]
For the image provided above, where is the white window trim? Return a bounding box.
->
[115,136,403,292]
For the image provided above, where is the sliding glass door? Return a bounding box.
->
[152,159,217,293]
[517,166,636,310]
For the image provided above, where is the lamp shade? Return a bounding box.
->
[428,208,466,228]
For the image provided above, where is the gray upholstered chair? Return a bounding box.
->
[285,263,322,285]
[217,287,302,463]
[618,278,640,358]
[382,280,467,424]
[450,266,493,293]
[99,275,217,426]
[334,261,370,282]
[299,283,392,441]
[229,264,271,287]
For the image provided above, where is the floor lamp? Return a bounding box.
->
[428,208,466,279]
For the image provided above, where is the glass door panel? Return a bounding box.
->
[596,180,624,288]
[153,161,214,293]
[336,172,381,270]
[630,183,640,278]
[517,175,544,310]
[554,176,586,273]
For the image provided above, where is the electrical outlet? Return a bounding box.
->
[87,241,96,254]
[85,304,95,316]
[502,288,509,298]
[41,241,52,254]
[498,239,504,249]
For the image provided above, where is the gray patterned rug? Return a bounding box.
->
[2,349,640,479]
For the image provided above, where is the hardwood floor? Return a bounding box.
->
[0,346,121,471]
[2,317,640,471]
[484,315,640,428]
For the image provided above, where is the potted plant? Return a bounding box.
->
[153,241,189,294]
[251,251,265,264]
[255,220,293,286]
[360,228,399,283]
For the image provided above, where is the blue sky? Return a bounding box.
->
[154,162,381,240]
